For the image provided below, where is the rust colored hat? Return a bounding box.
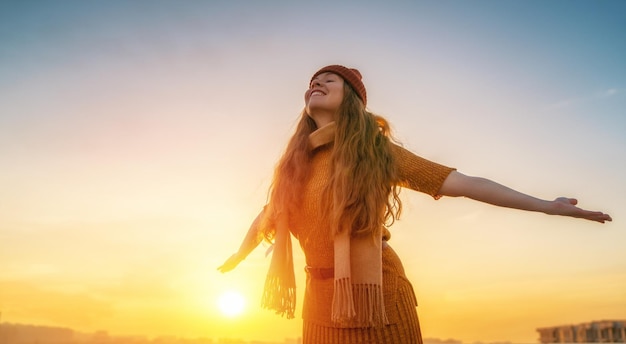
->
[310,65,367,106]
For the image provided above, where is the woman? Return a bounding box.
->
[218,65,612,344]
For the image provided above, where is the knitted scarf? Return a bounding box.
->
[261,122,389,327]
[261,214,296,319]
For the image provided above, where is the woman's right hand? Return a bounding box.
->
[217,209,266,273]
[217,253,243,273]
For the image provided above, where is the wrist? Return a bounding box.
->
[233,251,245,262]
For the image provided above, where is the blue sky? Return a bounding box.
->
[1,1,624,342]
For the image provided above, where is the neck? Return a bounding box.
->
[308,111,335,129]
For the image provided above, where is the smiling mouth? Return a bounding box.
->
[310,90,325,96]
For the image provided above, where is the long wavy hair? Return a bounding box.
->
[262,82,402,239]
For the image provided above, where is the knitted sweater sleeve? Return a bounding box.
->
[392,144,456,199]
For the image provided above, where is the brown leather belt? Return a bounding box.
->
[304,266,334,279]
[305,241,389,280]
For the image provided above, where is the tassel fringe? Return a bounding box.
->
[332,280,388,327]
[261,275,296,319]
[353,283,388,326]
[331,277,356,325]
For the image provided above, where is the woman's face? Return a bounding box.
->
[304,72,344,118]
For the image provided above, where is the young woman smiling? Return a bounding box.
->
[219,65,611,344]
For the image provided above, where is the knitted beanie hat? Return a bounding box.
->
[310,65,367,106]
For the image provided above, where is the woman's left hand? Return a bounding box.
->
[548,197,612,223]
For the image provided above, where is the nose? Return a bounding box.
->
[310,80,321,88]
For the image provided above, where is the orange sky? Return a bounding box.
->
[1,1,624,343]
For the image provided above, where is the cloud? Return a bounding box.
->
[597,88,621,98]
[544,88,625,110]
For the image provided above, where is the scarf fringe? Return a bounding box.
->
[261,212,296,319]
[353,283,388,326]
[331,277,356,325]
[332,280,388,327]
[261,275,296,319]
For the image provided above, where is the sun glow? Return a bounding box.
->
[217,290,246,317]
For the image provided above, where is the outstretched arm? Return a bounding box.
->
[217,209,266,273]
[438,171,612,223]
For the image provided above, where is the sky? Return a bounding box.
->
[0,0,625,342]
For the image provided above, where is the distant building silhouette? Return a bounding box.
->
[0,321,307,344]
[537,320,626,343]
[0,323,74,344]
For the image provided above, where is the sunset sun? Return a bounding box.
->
[217,290,246,317]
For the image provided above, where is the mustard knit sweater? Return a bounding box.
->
[290,125,455,326]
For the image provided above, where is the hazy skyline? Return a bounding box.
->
[1,1,624,343]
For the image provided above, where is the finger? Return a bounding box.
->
[597,213,612,222]
[587,212,612,223]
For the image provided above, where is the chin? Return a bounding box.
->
[306,103,331,115]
